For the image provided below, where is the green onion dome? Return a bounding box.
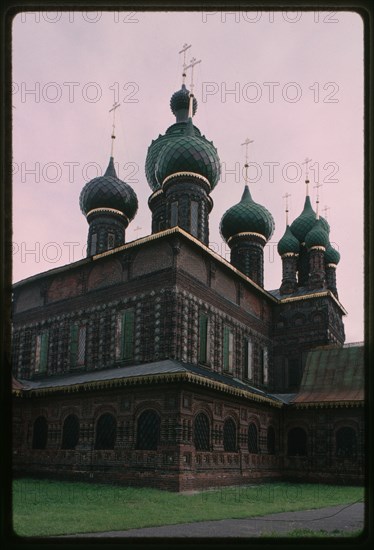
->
[290,196,330,242]
[277,225,300,256]
[170,84,197,120]
[325,242,341,264]
[305,218,329,249]
[145,122,202,191]
[220,185,275,242]
[80,157,138,221]
[155,118,221,189]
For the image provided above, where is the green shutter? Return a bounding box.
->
[244,339,248,377]
[223,326,229,371]
[122,309,134,361]
[70,324,79,367]
[39,332,49,373]
[199,314,208,363]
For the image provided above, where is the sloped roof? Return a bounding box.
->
[292,344,364,406]
[14,360,283,407]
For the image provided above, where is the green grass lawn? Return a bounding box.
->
[12,478,364,537]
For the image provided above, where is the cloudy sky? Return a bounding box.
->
[12,10,363,343]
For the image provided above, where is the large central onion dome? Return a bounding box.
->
[155,119,220,189]
[80,157,138,221]
[220,185,275,242]
[145,84,220,192]
[145,122,202,191]
[290,195,329,242]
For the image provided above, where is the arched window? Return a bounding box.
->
[287,427,307,456]
[61,414,80,450]
[194,413,210,451]
[267,426,276,455]
[136,410,160,450]
[336,427,357,459]
[32,416,48,449]
[248,423,258,453]
[94,413,117,450]
[223,418,237,452]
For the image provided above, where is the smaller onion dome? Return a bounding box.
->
[277,225,300,256]
[155,118,220,189]
[220,185,275,242]
[289,195,316,242]
[290,195,330,242]
[170,84,197,121]
[325,242,341,264]
[305,218,329,249]
[80,157,138,221]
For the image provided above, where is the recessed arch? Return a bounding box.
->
[32,416,48,450]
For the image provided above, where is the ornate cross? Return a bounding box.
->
[314,182,323,218]
[179,43,191,85]
[302,157,312,195]
[241,138,254,183]
[283,192,291,225]
[322,205,330,221]
[185,56,202,117]
[109,102,121,157]
[302,157,312,179]
[185,56,202,95]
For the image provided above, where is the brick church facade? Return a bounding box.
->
[12,66,364,491]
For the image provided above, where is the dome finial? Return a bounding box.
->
[282,192,291,226]
[185,56,201,118]
[179,43,192,86]
[314,182,323,219]
[322,204,330,221]
[109,102,120,157]
[302,157,312,196]
[241,137,254,183]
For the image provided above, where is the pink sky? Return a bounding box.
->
[12,10,364,343]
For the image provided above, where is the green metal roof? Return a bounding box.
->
[292,344,364,405]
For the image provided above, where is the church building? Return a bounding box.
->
[11,49,364,491]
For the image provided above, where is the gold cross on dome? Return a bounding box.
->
[109,102,121,157]
[241,138,254,183]
[302,157,312,195]
[314,182,323,218]
[322,205,330,221]
[282,192,291,225]
[179,43,192,85]
[185,56,202,95]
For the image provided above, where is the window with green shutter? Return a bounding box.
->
[70,324,87,368]
[35,331,49,374]
[70,324,79,367]
[121,309,135,361]
[244,339,253,380]
[199,313,208,364]
[223,326,233,373]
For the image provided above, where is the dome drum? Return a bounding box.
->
[162,171,212,194]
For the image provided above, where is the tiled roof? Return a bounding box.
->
[291,344,364,406]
